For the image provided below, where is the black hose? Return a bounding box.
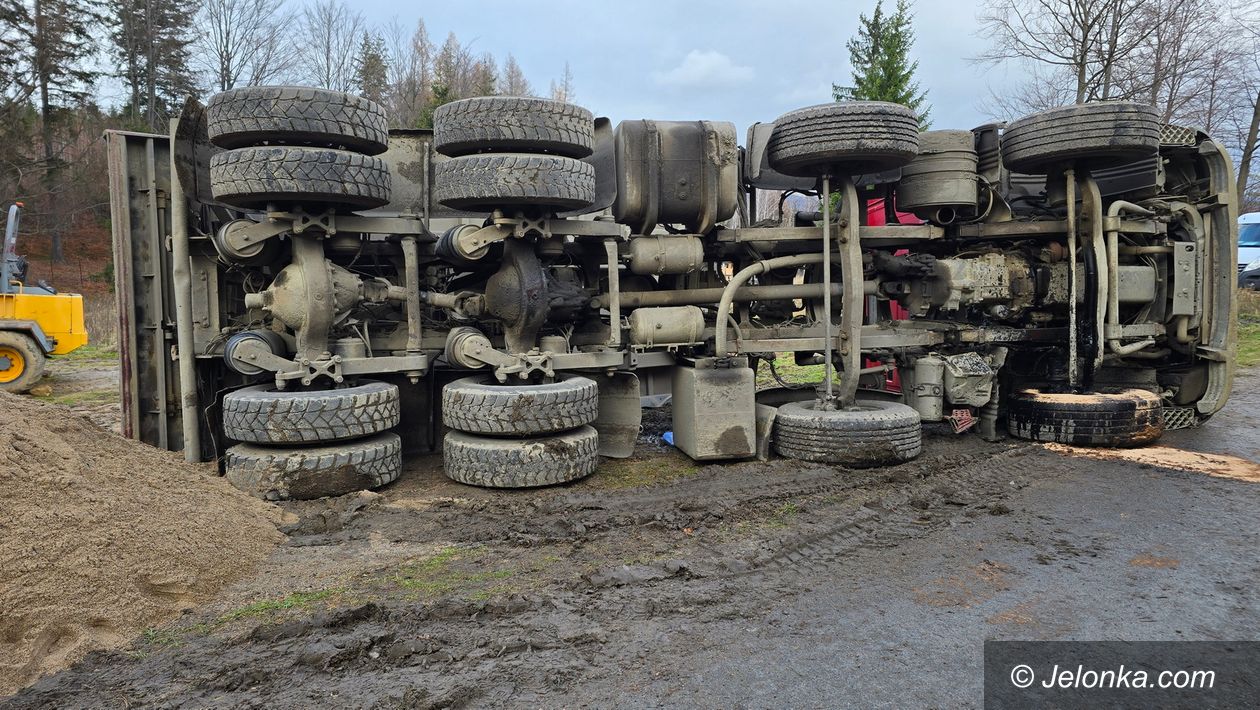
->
[1081,245,1098,388]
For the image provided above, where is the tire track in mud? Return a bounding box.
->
[731,447,1045,579]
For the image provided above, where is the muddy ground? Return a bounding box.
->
[5,356,1260,708]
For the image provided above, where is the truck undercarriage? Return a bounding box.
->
[106,88,1237,498]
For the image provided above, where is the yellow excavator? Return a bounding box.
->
[0,203,88,393]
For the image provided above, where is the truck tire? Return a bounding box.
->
[206,86,389,155]
[225,432,402,501]
[209,146,391,209]
[442,374,598,436]
[0,331,46,394]
[774,399,922,466]
[433,153,595,212]
[433,97,594,158]
[1006,388,1163,447]
[222,380,400,444]
[767,101,921,177]
[443,426,600,488]
[1000,102,1160,173]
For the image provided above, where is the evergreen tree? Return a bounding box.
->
[0,0,103,261]
[108,0,197,130]
[354,32,388,104]
[833,0,930,127]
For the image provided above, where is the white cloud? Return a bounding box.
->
[654,50,753,89]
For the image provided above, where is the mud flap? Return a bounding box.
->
[592,371,640,458]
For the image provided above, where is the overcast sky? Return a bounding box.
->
[354,0,1015,135]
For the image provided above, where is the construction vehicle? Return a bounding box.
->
[0,203,88,393]
[104,88,1237,500]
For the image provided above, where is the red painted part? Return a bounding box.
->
[863,196,920,393]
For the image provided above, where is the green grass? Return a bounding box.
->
[59,343,118,362]
[765,501,801,528]
[132,588,345,655]
[217,588,346,622]
[595,451,700,489]
[1238,290,1260,367]
[754,352,838,390]
[387,546,517,598]
[38,389,117,406]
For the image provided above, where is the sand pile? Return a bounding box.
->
[0,392,286,695]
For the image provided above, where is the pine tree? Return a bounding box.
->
[354,32,388,104]
[470,53,497,97]
[0,0,103,261]
[108,0,197,130]
[833,0,930,127]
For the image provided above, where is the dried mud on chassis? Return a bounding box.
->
[108,88,1236,500]
[35,84,1241,705]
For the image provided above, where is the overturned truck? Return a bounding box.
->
[105,87,1237,499]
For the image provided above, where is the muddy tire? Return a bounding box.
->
[774,399,922,466]
[433,97,594,158]
[433,153,595,212]
[442,374,598,436]
[222,380,400,444]
[767,101,920,178]
[225,433,402,501]
[1000,102,1160,173]
[443,426,600,488]
[1006,388,1163,447]
[209,146,391,209]
[206,86,390,155]
[0,331,46,394]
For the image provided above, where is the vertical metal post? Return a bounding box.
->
[836,176,863,408]
[1065,168,1079,390]
[402,235,422,353]
[605,239,621,347]
[2,204,19,294]
[168,121,201,461]
[820,175,834,404]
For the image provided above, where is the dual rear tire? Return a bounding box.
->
[432,97,597,213]
[221,380,403,501]
[205,86,392,209]
[440,374,601,488]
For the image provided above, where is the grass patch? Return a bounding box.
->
[765,501,801,528]
[1238,322,1260,367]
[218,588,345,622]
[387,546,518,599]
[1239,290,1260,367]
[596,451,700,489]
[38,389,117,406]
[754,352,837,391]
[60,343,118,363]
[131,589,343,656]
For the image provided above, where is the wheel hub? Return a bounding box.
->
[0,346,22,383]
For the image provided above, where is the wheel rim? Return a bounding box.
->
[0,346,25,383]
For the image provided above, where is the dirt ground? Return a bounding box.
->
[4,357,1260,708]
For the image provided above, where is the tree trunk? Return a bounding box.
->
[1238,91,1260,203]
[145,0,156,130]
[33,0,64,262]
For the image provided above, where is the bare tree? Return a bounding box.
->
[192,0,298,91]
[549,61,574,103]
[1230,6,1260,209]
[499,53,532,96]
[975,0,1151,105]
[195,0,299,92]
[383,17,432,127]
[301,0,364,93]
